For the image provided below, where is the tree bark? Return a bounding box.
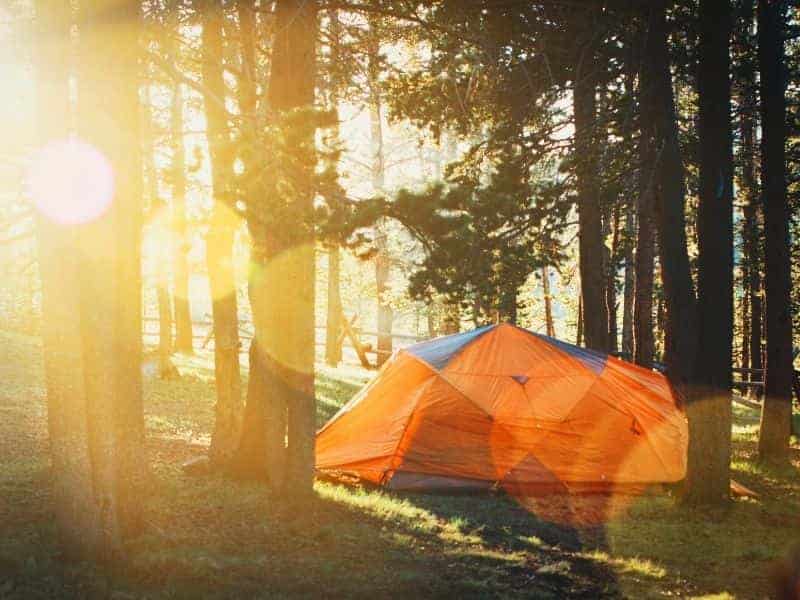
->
[644,3,727,505]
[605,202,621,352]
[634,22,657,369]
[368,27,393,366]
[693,0,734,503]
[245,0,318,496]
[171,79,193,353]
[326,246,343,366]
[200,0,243,467]
[542,265,555,337]
[621,201,635,358]
[34,0,105,561]
[736,0,762,379]
[757,0,792,462]
[77,0,146,550]
[644,2,698,390]
[228,0,268,478]
[573,10,609,352]
[143,87,174,364]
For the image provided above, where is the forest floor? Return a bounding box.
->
[0,329,799,599]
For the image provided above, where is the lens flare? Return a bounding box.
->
[28,139,114,225]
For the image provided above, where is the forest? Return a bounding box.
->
[1,0,799,598]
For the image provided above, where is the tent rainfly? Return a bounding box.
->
[315,323,688,494]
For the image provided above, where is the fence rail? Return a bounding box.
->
[141,316,428,365]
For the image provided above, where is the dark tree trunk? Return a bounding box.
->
[643,2,729,505]
[735,0,761,379]
[326,246,343,366]
[573,10,609,352]
[576,290,583,346]
[542,265,556,338]
[757,0,792,462]
[605,202,621,352]
[230,339,270,477]
[200,0,243,467]
[324,10,344,368]
[693,0,734,503]
[644,1,698,391]
[634,32,657,369]
[621,201,636,358]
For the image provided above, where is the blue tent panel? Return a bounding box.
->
[406,324,495,370]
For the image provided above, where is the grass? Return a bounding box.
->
[0,330,798,598]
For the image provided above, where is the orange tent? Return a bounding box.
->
[316,323,688,494]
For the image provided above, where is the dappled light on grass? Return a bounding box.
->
[2,332,798,598]
[27,139,114,225]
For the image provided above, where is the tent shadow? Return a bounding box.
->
[393,489,623,597]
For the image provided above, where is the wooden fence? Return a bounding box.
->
[142,315,428,367]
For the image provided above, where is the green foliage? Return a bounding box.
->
[374,156,569,322]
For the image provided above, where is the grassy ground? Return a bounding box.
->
[1,330,798,599]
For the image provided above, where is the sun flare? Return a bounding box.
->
[28,138,114,225]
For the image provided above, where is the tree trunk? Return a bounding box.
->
[542,265,555,337]
[77,0,146,550]
[245,0,318,497]
[228,0,268,478]
[200,0,243,467]
[736,0,762,379]
[156,255,174,360]
[368,29,393,366]
[644,1,698,390]
[34,0,105,561]
[634,26,657,369]
[576,290,583,346]
[644,3,721,505]
[326,246,343,366]
[693,0,734,504]
[171,78,193,353]
[573,10,609,352]
[143,86,174,364]
[621,201,635,358]
[757,0,792,462]
[323,9,344,367]
[605,202,621,352]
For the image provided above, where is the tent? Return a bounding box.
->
[315,323,688,494]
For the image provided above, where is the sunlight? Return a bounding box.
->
[27,139,114,225]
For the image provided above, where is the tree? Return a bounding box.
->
[733,0,762,381]
[757,0,793,462]
[33,0,100,561]
[79,0,146,543]
[198,0,244,467]
[168,2,194,354]
[247,0,318,496]
[642,2,727,505]
[366,20,394,366]
[693,0,734,502]
[573,8,610,352]
[33,0,146,558]
[324,9,344,368]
